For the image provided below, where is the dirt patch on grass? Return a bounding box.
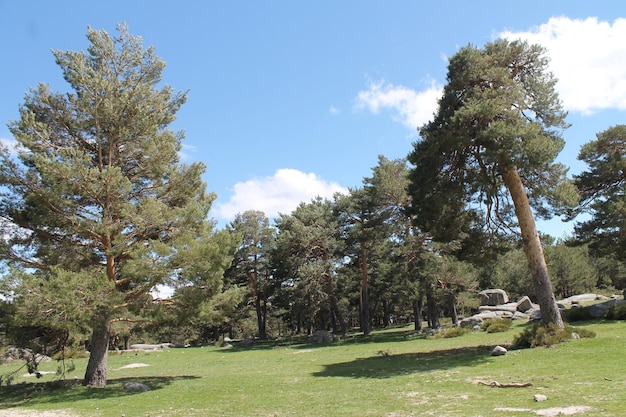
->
[495,405,592,416]
[0,410,78,417]
[290,349,313,354]
[535,406,592,416]
[115,362,150,370]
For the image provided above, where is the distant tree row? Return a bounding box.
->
[1,25,625,388]
[195,156,623,344]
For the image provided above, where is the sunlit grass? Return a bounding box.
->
[1,320,625,416]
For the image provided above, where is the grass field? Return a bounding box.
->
[1,320,625,416]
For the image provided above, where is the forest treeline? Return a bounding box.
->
[192,155,625,344]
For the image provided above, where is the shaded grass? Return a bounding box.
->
[0,376,199,408]
[312,345,494,378]
[1,320,625,416]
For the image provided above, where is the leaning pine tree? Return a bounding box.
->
[0,24,235,386]
[408,40,579,329]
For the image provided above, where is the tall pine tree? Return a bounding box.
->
[0,24,230,386]
[408,40,578,329]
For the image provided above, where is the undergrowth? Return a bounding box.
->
[430,326,469,339]
[512,323,596,348]
[480,318,512,333]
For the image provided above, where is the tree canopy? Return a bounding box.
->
[575,125,626,259]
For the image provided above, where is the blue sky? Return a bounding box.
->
[1,1,625,238]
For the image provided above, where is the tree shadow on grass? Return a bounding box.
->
[340,329,427,346]
[0,375,200,409]
[312,345,494,379]
[216,328,426,353]
[216,335,310,352]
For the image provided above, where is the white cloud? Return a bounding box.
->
[0,138,21,157]
[329,105,340,115]
[214,168,348,220]
[179,143,197,161]
[357,17,626,129]
[499,17,626,114]
[354,78,442,129]
[151,284,175,299]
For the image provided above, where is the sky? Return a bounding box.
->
[1,1,626,238]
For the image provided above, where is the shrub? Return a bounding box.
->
[512,324,561,348]
[432,327,469,339]
[605,303,626,320]
[512,323,595,349]
[480,318,512,333]
[572,327,597,339]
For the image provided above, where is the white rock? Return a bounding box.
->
[491,345,507,356]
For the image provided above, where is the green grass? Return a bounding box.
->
[1,320,625,416]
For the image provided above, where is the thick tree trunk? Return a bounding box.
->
[501,167,564,329]
[83,312,111,387]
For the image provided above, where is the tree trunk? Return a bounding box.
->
[323,248,347,337]
[255,292,267,340]
[501,167,564,329]
[449,295,458,326]
[382,299,390,327]
[329,305,338,334]
[260,296,268,340]
[83,312,110,387]
[426,288,440,329]
[413,298,423,332]
[359,245,371,336]
[296,312,302,334]
[252,266,268,340]
[327,282,348,338]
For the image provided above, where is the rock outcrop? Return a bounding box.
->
[307,330,339,344]
[464,291,626,325]
[479,289,509,306]
[461,290,536,328]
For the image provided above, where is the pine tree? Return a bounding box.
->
[274,198,348,337]
[225,210,277,340]
[575,125,626,259]
[0,24,228,386]
[408,40,578,329]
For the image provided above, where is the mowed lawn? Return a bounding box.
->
[1,320,624,416]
